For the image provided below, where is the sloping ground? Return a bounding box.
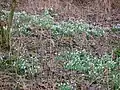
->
[1,0,120,26]
[0,10,120,90]
[0,0,120,90]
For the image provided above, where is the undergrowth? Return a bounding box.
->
[1,9,105,37]
[0,55,40,76]
[56,50,120,89]
[0,9,119,90]
[58,83,72,90]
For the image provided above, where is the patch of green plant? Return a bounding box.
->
[111,70,120,90]
[0,11,5,19]
[1,9,54,36]
[111,28,120,32]
[0,55,40,76]
[111,24,120,32]
[113,48,120,58]
[12,10,54,36]
[56,51,115,74]
[1,9,105,38]
[0,10,7,21]
[58,83,72,90]
[51,20,105,37]
[56,50,120,89]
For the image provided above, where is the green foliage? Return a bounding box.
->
[1,9,54,36]
[0,55,40,76]
[114,48,120,57]
[51,20,105,37]
[56,51,116,74]
[0,11,5,19]
[111,28,120,32]
[1,9,105,37]
[58,83,72,90]
[111,71,120,90]
[13,9,54,36]
[111,24,120,32]
[1,9,118,89]
[56,50,120,89]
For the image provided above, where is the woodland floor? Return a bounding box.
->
[0,0,120,90]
